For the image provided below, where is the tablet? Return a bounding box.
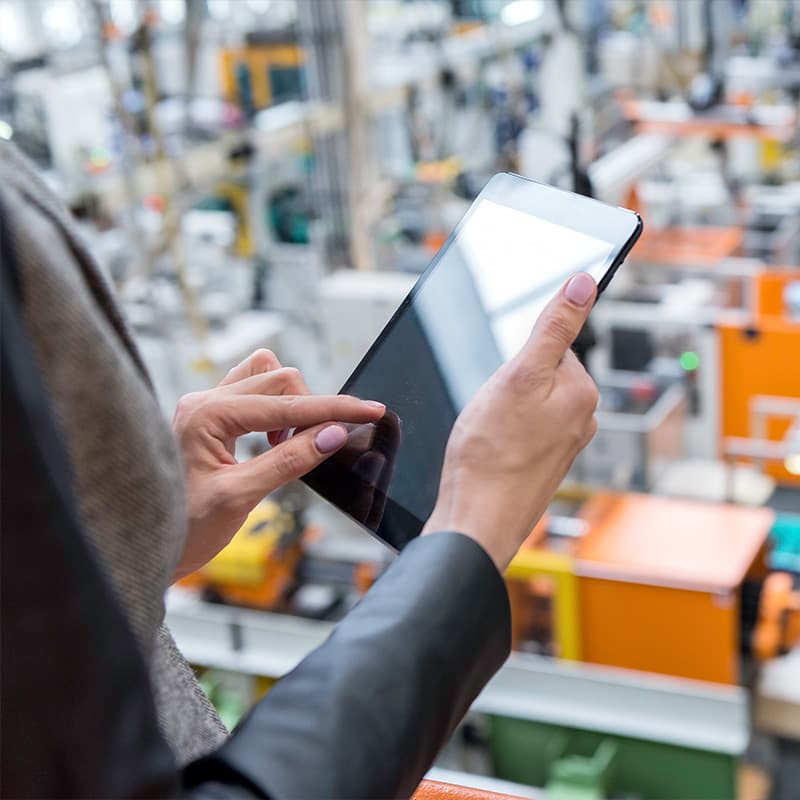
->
[303,173,642,551]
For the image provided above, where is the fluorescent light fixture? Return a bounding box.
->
[501,0,546,27]
[158,0,186,26]
[43,0,84,48]
[0,120,13,140]
[0,3,27,56]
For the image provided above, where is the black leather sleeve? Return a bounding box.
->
[184,532,511,800]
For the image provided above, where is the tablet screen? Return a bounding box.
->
[304,193,627,550]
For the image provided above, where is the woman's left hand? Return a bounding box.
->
[171,349,385,582]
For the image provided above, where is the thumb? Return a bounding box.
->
[236,423,348,501]
[525,273,597,370]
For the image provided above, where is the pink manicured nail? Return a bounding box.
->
[315,425,348,453]
[565,273,596,307]
[365,401,386,411]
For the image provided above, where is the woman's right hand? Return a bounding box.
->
[422,272,600,572]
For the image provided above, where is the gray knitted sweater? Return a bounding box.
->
[0,140,227,764]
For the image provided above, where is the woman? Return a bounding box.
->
[0,138,598,798]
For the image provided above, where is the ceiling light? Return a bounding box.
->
[785,454,800,476]
[158,0,186,25]
[43,0,84,48]
[501,0,546,27]
[0,3,27,56]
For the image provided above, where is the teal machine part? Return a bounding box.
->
[770,514,800,573]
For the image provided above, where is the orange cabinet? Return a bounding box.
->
[574,494,773,683]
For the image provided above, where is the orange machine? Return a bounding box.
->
[506,493,775,685]
[753,572,800,661]
[574,493,773,684]
[753,269,800,317]
[718,269,800,486]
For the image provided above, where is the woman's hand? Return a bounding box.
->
[171,349,385,581]
[423,273,599,572]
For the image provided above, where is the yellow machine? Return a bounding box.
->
[179,501,304,611]
[219,37,304,112]
[215,179,254,257]
[180,501,381,613]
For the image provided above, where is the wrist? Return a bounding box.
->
[422,500,516,573]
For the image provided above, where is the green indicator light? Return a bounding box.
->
[680,351,700,372]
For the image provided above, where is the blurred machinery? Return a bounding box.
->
[720,269,800,488]
[219,30,305,117]
[504,491,800,683]
[492,489,799,798]
[180,488,798,685]
[317,269,418,391]
[572,372,687,491]
[179,500,381,620]
[180,501,305,612]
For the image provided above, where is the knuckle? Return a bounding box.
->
[273,445,304,481]
[251,348,277,373]
[281,395,301,416]
[281,366,303,391]
[542,312,577,348]
[577,378,599,412]
[173,392,203,429]
[578,416,599,451]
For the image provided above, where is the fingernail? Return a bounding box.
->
[365,401,385,411]
[315,425,348,453]
[565,273,596,307]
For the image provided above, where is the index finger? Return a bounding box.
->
[213,394,386,437]
[524,273,597,370]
